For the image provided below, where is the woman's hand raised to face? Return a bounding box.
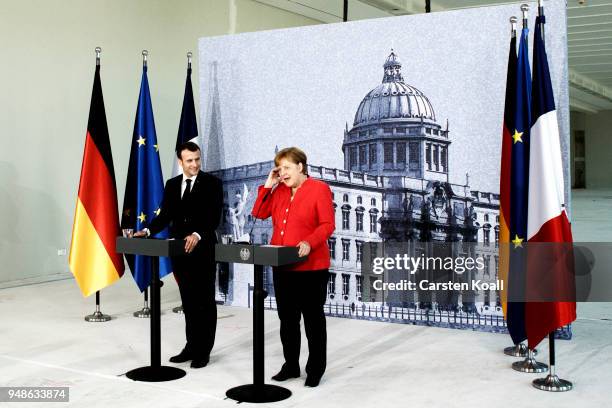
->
[264,166,281,189]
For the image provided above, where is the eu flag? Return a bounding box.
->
[506,24,531,345]
[121,63,172,291]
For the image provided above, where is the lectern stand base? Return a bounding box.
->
[226,384,292,403]
[126,366,186,382]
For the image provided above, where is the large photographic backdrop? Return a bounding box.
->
[198,0,570,334]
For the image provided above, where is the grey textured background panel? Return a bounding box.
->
[198,0,569,209]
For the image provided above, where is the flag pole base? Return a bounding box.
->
[172,305,184,314]
[85,311,111,322]
[532,374,573,392]
[504,343,537,357]
[133,306,151,318]
[512,357,548,373]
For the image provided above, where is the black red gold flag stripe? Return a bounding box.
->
[69,64,124,296]
[498,31,517,317]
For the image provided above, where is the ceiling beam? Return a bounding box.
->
[569,69,612,104]
[570,98,600,114]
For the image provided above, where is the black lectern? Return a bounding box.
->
[215,244,305,403]
[116,237,187,382]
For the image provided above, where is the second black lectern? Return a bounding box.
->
[116,237,187,382]
[215,244,305,403]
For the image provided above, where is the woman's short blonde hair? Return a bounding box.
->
[274,147,308,175]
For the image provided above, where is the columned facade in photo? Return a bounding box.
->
[213,51,504,330]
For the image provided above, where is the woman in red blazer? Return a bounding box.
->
[252,147,335,387]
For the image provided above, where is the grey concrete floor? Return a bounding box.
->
[0,189,611,408]
[570,188,612,242]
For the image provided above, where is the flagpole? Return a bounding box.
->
[512,348,547,373]
[511,7,541,373]
[123,49,185,381]
[172,51,193,316]
[83,46,112,323]
[532,332,573,391]
[134,287,151,318]
[502,15,536,359]
[530,3,572,391]
[511,3,548,375]
[538,0,545,47]
[85,290,112,322]
[510,6,548,372]
[343,0,348,21]
[521,3,528,29]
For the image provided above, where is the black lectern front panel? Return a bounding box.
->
[254,245,305,267]
[214,244,306,266]
[214,244,255,264]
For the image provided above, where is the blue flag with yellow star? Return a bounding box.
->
[121,64,172,291]
[506,24,531,345]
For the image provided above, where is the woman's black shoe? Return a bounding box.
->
[190,357,209,369]
[304,376,321,387]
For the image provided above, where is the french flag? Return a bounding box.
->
[525,13,576,349]
[172,58,202,177]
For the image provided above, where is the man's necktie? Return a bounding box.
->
[182,179,192,201]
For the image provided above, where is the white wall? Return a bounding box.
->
[0,0,319,287]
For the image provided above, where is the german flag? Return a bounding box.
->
[499,28,517,317]
[69,63,124,297]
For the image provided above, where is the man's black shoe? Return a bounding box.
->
[271,366,300,381]
[169,349,192,363]
[304,375,321,387]
[190,357,209,369]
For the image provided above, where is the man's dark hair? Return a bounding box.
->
[177,141,201,159]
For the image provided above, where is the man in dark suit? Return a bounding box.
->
[135,141,223,368]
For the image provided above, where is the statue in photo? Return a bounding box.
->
[228,184,250,242]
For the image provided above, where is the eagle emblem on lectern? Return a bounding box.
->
[240,248,251,261]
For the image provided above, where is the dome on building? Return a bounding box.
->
[353,50,436,127]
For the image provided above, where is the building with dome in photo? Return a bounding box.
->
[211,50,507,332]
